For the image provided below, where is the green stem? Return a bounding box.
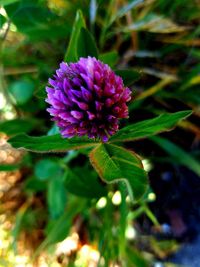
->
[127,206,145,221]
[119,183,128,261]
[98,192,114,266]
[99,0,115,49]
[143,204,159,226]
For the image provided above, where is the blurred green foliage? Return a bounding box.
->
[0,0,200,266]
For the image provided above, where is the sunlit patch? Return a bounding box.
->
[125,225,137,240]
[109,263,121,267]
[126,195,131,203]
[0,93,6,109]
[148,192,156,202]
[96,197,107,209]
[10,23,17,32]
[0,7,7,16]
[142,159,153,172]
[4,110,16,120]
[56,232,79,256]
[75,244,100,267]
[108,191,113,198]
[0,92,16,119]
[112,191,121,205]
[47,0,68,11]
[154,262,164,267]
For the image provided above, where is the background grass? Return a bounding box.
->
[0,0,200,266]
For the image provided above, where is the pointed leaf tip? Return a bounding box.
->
[89,143,148,202]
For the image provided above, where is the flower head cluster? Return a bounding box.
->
[46,57,131,142]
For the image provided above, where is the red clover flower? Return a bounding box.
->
[46,57,131,142]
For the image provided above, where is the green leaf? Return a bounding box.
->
[0,119,38,135]
[89,143,148,201]
[34,159,62,181]
[0,164,19,171]
[109,0,144,26]
[9,81,34,105]
[11,200,31,252]
[47,177,67,219]
[47,124,60,136]
[122,13,187,33]
[119,183,128,256]
[0,0,20,5]
[115,69,141,86]
[33,197,86,258]
[77,27,98,58]
[8,134,98,153]
[24,176,46,193]
[0,14,6,27]
[63,150,79,164]
[64,10,86,62]
[12,210,25,252]
[99,51,119,68]
[150,136,200,177]
[5,1,60,40]
[65,165,107,198]
[110,110,192,142]
[127,247,149,267]
[180,74,200,91]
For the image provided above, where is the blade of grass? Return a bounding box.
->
[150,136,200,176]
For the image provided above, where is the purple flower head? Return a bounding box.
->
[46,57,131,142]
